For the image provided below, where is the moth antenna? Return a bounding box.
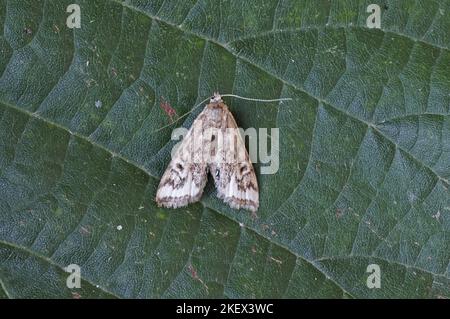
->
[151,93,292,134]
[220,94,292,103]
[150,96,211,134]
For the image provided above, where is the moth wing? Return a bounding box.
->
[210,112,259,212]
[156,111,208,209]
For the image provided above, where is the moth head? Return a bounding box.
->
[210,92,223,103]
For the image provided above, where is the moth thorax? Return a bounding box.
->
[210,92,223,103]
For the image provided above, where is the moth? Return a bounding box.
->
[156,92,259,212]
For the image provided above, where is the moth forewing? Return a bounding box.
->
[155,108,210,208]
[215,111,259,212]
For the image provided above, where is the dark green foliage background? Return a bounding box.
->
[0,0,449,298]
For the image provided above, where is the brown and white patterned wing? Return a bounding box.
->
[155,110,208,209]
[210,111,259,212]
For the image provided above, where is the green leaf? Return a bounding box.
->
[1,0,449,298]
